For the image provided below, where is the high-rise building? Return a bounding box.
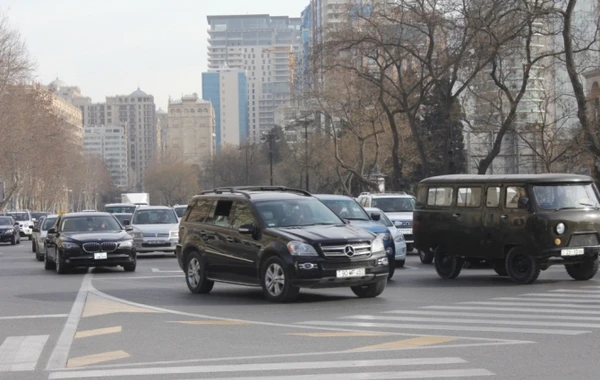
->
[46,79,84,147]
[83,126,128,188]
[202,65,248,148]
[156,108,168,155]
[166,94,215,167]
[206,14,301,142]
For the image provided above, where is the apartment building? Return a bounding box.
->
[83,126,128,188]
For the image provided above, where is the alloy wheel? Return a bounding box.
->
[187,257,201,288]
[265,263,285,297]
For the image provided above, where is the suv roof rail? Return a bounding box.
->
[200,186,312,198]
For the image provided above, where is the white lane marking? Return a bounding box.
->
[93,275,180,281]
[523,293,600,299]
[461,301,600,309]
[581,286,600,289]
[495,297,600,304]
[151,268,181,273]
[298,321,588,335]
[48,357,470,379]
[386,310,600,321]
[424,305,600,315]
[550,289,600,294]
[344,314,600,329]
[0,335,49,371]
[0,314,68,321]
[46,273,92,370]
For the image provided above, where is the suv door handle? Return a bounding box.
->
[452,214,460,218]
[226,237,235,243]
[501,215,508,220]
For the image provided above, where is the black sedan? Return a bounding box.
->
[0,216,20,245]
[44,212,136,274]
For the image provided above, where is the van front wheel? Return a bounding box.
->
[434,246,463,279]
[505,247,540,284]
[565,257,599,281]
[419,249,434,264]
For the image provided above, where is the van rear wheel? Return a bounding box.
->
[505,247,540,284]
[434,246,463,279]
[565,257,599,281]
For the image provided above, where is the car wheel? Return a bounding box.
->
[565,256,599,281]
[396,259,405,268]
[351,279,387,298]
[55,253,69,275]
[44,249,55,270]
[434,246,463,279]
[261,256,299,302]
[419,249,434,264]
[123,261,137,272]
[505,247,540,284]
[31,240,36,253]
[185,252,214,294]
[388,258,396,280]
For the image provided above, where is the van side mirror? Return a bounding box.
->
[238,224,255,235]
[370,212,381,221]
[518,197,530,209]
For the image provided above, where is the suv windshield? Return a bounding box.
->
[105,205,137,214]
[372,197,415,212]
[320,199,369,221]
[42,217,57,230]
[255,199,342,228]
[0,217,14,226]
[133,209,178,224]
[7,212,29,221]
[173,207,187,218]
[60,216,122,232]
[533,184,600,210]
[31,213,47,220]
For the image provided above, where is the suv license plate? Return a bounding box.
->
[561,248,584,256]
[336,268,365,278]
[94,252,107,260]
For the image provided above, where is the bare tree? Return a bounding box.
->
[144,155,200,206]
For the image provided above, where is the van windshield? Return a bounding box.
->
[532,184,600,211]
[372,197,415,213]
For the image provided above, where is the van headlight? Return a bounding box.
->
[287,241,319,256]
[372,235,385,254]
[556,223,565,235]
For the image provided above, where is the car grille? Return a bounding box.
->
[320,241,371,258]
[569,233,600,247]
[143,233,170,238]
[82,242,118,253]
[141,243,171,248]
[321,260,376,270]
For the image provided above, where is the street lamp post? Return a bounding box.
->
[304,120,310,192]
[261,130,279,186]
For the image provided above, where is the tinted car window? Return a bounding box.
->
[255,198,342,228]
[229,202,256,229]
[105,205,137,213]
[187,200,213,223]
[209,200,234,227]
[133,209,178,224]
[42,217,57,230]
[112,214,131,226]
[174,206,187,218]
[61,216,121,232]
[0,217,14,226]
[320,199,369,221]
[372,197,415,212]
[8,212,29,221]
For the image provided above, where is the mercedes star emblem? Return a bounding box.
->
[344,245,355,257]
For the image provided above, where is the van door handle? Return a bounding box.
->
[501,215,508,220]
[452,214,460,218]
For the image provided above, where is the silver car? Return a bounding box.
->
[128,206,179,254]
[32,214,58,261]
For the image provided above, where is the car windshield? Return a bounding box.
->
[133,209,178,224]
[113,214,132,225]
[533,184,600,210]
[105,205,137,214]
[255,199,343,228]
[60,216,122,232]
[371,211,394,227]
[174,207,187,218]
[0,217,14,226]
[7,212,29,221]
[371,197,415,213]
[31,213,47,220]
[42,217,57,230]
[320,199,369,221]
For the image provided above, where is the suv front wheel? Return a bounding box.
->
[351,279,386,298]
[261,256,299,302]
[185,252,214,294]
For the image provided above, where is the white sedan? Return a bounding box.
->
[365,207,407,267]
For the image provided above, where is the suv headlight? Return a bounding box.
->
[62,242,79,249]
[287,241,318,256]
[169,230,179,239]
[118,240,133,248]
[372,235,385,254]
[394,232,405,242]
[556,223,565,235]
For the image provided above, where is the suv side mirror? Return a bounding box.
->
[123,219,130,226]
[370,212,381,221]
[238,224,255,235]
[47,227,57,234]
[518,196,530,209]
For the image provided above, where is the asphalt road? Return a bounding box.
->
[1,241,600,380]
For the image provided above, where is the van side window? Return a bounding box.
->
[486,187,500,208]
[506,187,526,209]
[427,187,453,207]
[457,187,482,208]
[187,200,213,223]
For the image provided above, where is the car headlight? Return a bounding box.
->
[382,233,391,241]
[131,232,143,239]
[62,242,79,249]
[287,241,318,256]
[372,235,385,254]
[169,230,179,239]
[556,223,566,235]
[394,232,405,242]
[118,240,133,248]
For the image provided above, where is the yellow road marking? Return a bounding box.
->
[75,326,122,339]
[349,336,456,351]
[167,320,252,325]
[67,350,130,368]
[82,293,160,317]
[286,332,388,337]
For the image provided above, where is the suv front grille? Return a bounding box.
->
[320,241,371,258]
[569,233,600,247]
[321,260,376,270]
[82,242,117,253]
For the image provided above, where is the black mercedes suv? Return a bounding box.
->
[176,187,389,302]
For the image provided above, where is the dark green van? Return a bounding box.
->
[414,174,600,284]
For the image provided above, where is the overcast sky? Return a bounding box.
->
[3,0,308,109]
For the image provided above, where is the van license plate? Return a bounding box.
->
[94,252,107,260]
[561,248,584,256]
[336,268,365,278]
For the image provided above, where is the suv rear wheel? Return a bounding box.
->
[261,256,299,302]
[434,246,463,279]
[185,252,214,294]
[351,279,386,298]
[505,247,540,284]
[565,257,599,281]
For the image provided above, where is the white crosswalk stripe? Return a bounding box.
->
[47,357,494,379]
[0,335,49,372]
